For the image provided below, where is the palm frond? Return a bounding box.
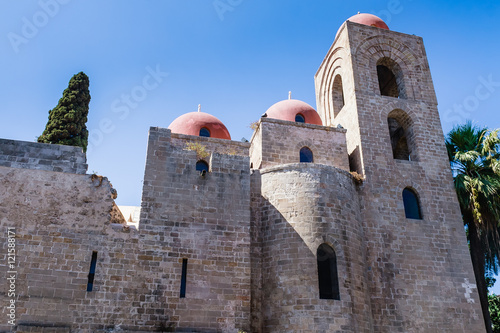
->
[446,121,500,267]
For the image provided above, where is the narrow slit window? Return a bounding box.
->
[317,244,340,300]
[87,251,98,292]
[180,258,188,298]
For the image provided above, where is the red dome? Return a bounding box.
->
[168,112,231,140]
[346,13,389,30]
[265,99,322,126]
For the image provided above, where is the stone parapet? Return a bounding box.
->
[249,117,349,171]
[0,139,87,174]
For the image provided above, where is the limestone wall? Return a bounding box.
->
[139,127,252,332]
[249,171,263,333]
[0,139,87,174]
[0,18,486,333]
[250,118,349,171]
[0,128,252,332]
[314,24,362,175]
[170,132,250,157]
[248,122,262,170]
[314,21,486,332]
[256,164,372,332]
[0,167,151,332]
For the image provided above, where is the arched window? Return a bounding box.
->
[195,160,209,174]
[377,57,406,99]
[387,109,416,161]
[402,188,422,219]
[199,127,210,137]
[317,243,340,300]
[295,113,305,123]
[300,147,313,163]
[388,117,410,160]
[332,74,345,118]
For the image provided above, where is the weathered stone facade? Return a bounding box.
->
[314,20,484,331]
[0,17,486,333]
[0,129,252,333]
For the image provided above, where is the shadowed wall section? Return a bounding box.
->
[257,164,372,332]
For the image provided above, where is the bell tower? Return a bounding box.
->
[315,13,485,332]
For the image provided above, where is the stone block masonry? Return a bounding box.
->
[0,13,488,333]
[0,139,87,174]
[255,163,372,332]
[314,20,486,332]
[139,127,253,332]
[250,117,349,171]
[0,129,251,332]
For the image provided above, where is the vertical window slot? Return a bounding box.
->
[180,258,188,298]
[87,251,98,292]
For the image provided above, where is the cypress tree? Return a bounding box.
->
[38,72,91,152]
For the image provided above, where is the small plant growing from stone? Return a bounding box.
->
[218,147,237,156]
[90,172,104,187]
[350,171,364,184]
[249,121,259,131]
[185,142,209,159]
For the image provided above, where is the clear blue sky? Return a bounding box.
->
[2,0,500,287]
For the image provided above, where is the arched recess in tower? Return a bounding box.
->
[377,57,406,99]
[387,109,417,161]
[332,74,345,118]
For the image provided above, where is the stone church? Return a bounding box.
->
[0,13,486,333]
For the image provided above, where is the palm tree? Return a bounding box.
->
[446,121,500,332]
